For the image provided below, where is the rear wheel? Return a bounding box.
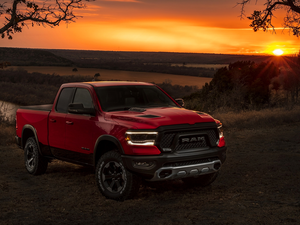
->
[24,137,48,175]
[95,151,140,201]
[182,172,219,187]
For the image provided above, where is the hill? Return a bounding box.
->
[0,47,287,77]
[49,49,272,65]
[0,48,73,66]
[47,50,279,77]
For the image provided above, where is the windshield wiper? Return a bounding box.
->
[129,107,146,112]
[146,104,175,108]
[106,107,147,112]
[106,107,131,112]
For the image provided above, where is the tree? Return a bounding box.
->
[239,0,300,36]
[0,0,92,39]
[192,61,280,112]
[93,72,100,81]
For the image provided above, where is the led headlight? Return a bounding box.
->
[218,124,224,138]
[215,119,224,144]
[125,131,158,146]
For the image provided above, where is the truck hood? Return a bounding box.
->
[104,107,215,129]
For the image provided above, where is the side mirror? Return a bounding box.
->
[68,103,96,116]
[175,98,184,107]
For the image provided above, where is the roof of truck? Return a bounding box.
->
[60,81,156,89]
[87,81,155,87]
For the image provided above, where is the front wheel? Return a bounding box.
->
[24,137,48,175]
[182,172,219,187]
[95,151,140,201]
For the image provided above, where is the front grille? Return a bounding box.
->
[159,129,218,152]
[164,157,219,167]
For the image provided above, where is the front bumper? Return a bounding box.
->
[122,146,226,181]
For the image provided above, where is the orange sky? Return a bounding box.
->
[0,0,299,55]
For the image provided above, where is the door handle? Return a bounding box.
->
[49,119,56,123]
[66,121,73,125]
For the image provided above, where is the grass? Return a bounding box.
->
[0,123,15,146]
[212,106,300,130]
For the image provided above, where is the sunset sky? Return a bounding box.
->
[0,0,299,55]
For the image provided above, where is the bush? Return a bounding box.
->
[184,60,300,113]
[211,106,300,130]
[156,79,199,99]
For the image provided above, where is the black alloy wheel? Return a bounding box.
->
[24,137,48,175]
[95,151,140,201]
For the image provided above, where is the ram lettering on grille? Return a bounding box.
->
[160,129,218,152]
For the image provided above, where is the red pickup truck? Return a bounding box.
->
[15,81,226,200]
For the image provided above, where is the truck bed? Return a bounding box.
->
[19,104,52,111]
[16,104,52,147]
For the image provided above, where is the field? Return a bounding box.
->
[0,121,299,224]
[1,49,299,224]
[8,66,212,88]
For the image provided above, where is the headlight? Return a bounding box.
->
[215,119,224,144]
[218,124,224,139]
[125,131,158,146]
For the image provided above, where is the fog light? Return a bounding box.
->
[134,161,155,168]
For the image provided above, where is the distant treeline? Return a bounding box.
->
[185,60,300,112]
[0,48,73,67]
[0,69,91,105]
[77,61,216,77]
[2,48,279,78]
[0,48,215,77]
[155,80,199,99]
[0,69,199,106]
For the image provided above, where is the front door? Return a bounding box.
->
[64,88,98,164]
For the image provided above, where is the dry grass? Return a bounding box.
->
[212,106,300,130]
[0,124,15,146]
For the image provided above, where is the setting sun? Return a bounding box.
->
[273,49,284,56]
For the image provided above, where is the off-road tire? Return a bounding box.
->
[95,151,140,201]
[24,137,48,175]
[182,172,219,187]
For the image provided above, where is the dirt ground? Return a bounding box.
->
[1,123,300,225]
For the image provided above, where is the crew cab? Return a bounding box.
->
[15,81,226,200]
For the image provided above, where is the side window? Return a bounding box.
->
[56,88,75,113]
[73,88,94,109]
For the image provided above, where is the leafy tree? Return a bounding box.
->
[239,0,300,36]
[0,0,92,39]
[188,61,280,112]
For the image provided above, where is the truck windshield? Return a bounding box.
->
[95,85,178,112]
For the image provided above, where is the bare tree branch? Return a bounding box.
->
[0,0,92,39]
[239,0,300,36]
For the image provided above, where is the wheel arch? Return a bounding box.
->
[93,135,125,167]
[21,125,41,154]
